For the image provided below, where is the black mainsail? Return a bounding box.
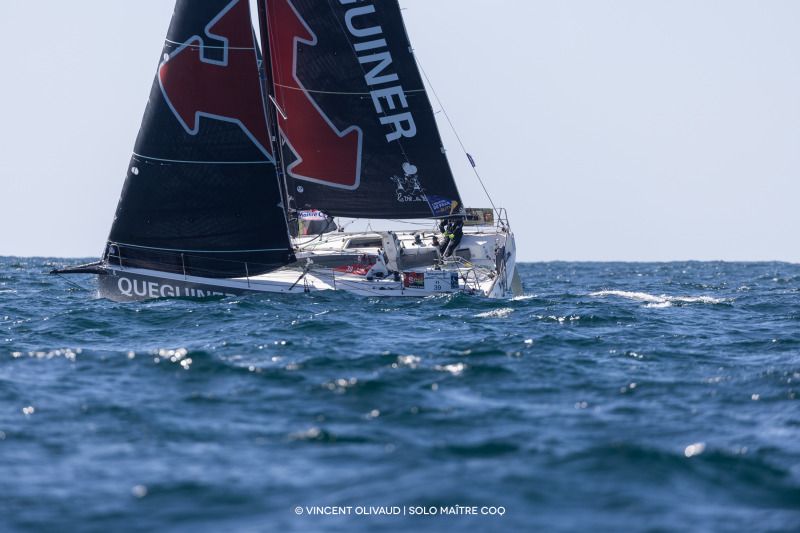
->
[107,0,294,278]
[262,0,465,219]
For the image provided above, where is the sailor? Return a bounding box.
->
[435,219,447,255]
[439,218,464,257]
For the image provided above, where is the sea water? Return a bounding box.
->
[1,258,798,533]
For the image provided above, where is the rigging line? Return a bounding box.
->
[413,55,497,212]
[273,82,425,96]
[131,153,274,165]
[337,218,357,231]
[295,218,338,249]
[53,272,92,293]
[387,219,437,226]
[164,39,255,50]
[289,268,310,291]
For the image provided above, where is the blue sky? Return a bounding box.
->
[2,1,798,261]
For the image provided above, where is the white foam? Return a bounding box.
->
[476,308,515,318]
[435,362,468,375]
[591,290,725,306]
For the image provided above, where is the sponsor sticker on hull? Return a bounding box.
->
[99,273,243,302]
[403,271,425,288]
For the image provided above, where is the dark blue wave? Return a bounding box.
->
[1,258,799,532]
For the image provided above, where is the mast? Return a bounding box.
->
[256,0,298,237]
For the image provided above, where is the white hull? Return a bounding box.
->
[98,226,518,302]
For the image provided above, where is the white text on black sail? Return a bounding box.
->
[341,0,417,142]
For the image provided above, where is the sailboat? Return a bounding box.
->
[52,0,521,301]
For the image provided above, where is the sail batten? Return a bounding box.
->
[272,83,426,96]
[131,152,276,165]
[164,39,257,51]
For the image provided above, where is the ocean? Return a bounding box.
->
[1,258,799,532]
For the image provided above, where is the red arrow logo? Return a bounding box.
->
[159,0,273,159]
[267,0,362,189]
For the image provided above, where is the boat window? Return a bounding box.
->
[344,238,383,249]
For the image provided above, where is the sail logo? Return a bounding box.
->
[390,163,425,202]
[340,0,418,143]
[158,0,274,160]
[267,0,363,189]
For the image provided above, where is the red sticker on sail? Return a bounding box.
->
[266,0,363,189]
[158,0,273,159]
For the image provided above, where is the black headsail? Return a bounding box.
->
[107,0,294,278]
[261,0,465,219]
